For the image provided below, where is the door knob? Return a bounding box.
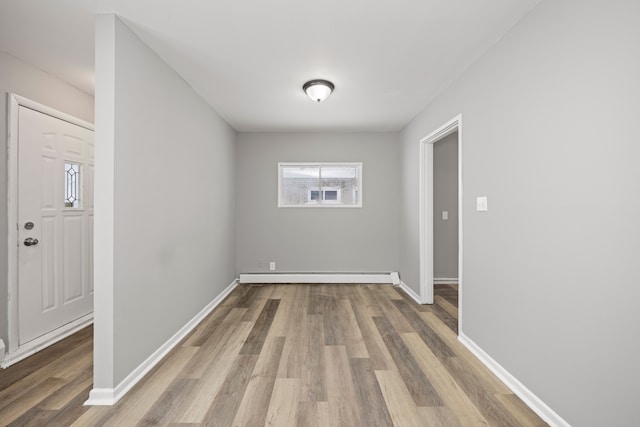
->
[24,238,39,247]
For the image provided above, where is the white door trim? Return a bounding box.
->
[5,93,94,357]
[418,115,463,329]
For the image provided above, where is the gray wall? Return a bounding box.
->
[0,52,94,350]
[236,132,399,274]
[400,0,640,425]
[95,15,236,387]
[433,132,458,279]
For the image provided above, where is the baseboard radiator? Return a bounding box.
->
[239,272,401,285]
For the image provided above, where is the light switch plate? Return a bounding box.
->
[476,196,488,212]
[442,211,448,220]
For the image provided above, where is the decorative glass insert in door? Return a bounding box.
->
[64,162,81,208]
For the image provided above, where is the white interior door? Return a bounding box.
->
[18,106,94,345]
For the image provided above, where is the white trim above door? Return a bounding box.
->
[4,93,94,367]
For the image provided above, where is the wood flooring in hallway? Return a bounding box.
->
[0,284,547,426]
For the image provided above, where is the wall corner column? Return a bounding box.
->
[88,13,117,401]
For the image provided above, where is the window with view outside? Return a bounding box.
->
[279,163,362,207]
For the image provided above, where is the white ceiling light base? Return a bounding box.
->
[303,79,334,103]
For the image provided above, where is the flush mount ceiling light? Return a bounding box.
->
[303,79,335,103]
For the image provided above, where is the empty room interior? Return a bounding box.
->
[1,0,639,426]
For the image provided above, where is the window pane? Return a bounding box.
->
[64,162,81,208]
[281,166,320,205]
[279,163,362,207]
[324,190,338,201]
[320,166,359,205]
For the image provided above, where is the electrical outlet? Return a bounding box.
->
[269,261,276,271]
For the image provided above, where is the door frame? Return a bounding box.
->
[4,93,94,366]
[419,115,462,325]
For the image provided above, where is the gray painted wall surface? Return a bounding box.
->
[100,16,236,385]
[0,52,94,350]
[400,0,640,425]
[236,132,399,275]
[433,132,458,279]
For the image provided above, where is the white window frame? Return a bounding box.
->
[278,162,363,208]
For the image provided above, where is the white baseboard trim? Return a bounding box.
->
[85,278,239,406]
[1,312,93,369]
[398,281,422,305]
[434,277,459,284]
[239,272,397,284]
[458,333,570,427]
[84,388,117,406]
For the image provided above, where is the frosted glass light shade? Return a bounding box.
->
[303,79,335,102]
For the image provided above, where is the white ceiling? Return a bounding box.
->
[0,0,541,131]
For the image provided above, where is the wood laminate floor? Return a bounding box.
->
[0,284,547,426]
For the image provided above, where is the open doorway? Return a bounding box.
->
[419,115,462,331]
